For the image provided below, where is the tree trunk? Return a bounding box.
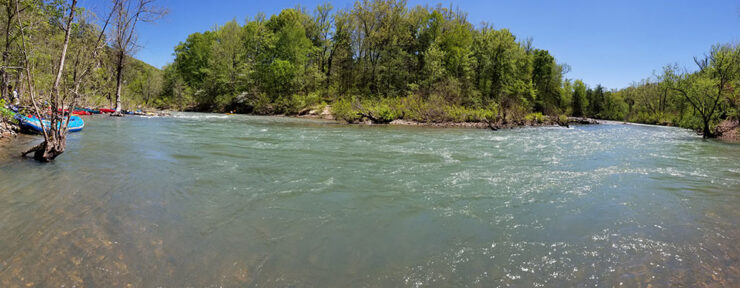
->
[702,119,713,139]
[114,51,124,113]
[1,4,13,103]
[23,135,67,162]
[16,71,22,103]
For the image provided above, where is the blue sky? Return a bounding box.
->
[82,0,739,89]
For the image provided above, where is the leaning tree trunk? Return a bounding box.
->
[23,133,67,162]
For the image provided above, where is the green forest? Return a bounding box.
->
[157,0,739,137]
[3,0,739,138]
[0,0,162,111]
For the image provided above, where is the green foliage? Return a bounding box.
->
[558,114,568,124]
[0,0,164,111]
[444,105,497,122]
[0,99,17,124]
[571,80,587,117]
[524,112,545,124]
[272,93,323,115]
[332,97,361,122]
[616,43,739,137]
[531,49,563,114]
[155,0,738,137]
[250,94,274,115]
[163,2,549,115]
[331,94,498,124]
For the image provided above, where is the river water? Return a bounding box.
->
[0,113,738,287]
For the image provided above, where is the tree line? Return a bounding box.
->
[157,0,738,138]
[159,0,569,121]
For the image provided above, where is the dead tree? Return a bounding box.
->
[109,0,164,115]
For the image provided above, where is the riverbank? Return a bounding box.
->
[596,118,740,142]
[298,107,740,142]
[0,105,18,140]
[0,120,18,140]
[293,104,599,129]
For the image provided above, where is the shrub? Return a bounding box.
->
[633,112,659,125]
[0,99,17,124]
[332,97,361,122]
[443,105,497,122]
[251,94,274,115]
[558,114,568,124]
[525,112,545,124]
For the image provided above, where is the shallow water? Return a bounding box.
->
[0,113,738,287]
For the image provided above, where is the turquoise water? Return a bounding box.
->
[0,113,738,286]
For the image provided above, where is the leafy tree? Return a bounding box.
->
[587,84,604,117]
[531,49,562,114]
[571,80,587,117]
[668,44,739,137]
[173,31,214,92]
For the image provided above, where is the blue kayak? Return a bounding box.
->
[14,114,84,133]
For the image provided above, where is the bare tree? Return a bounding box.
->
[109,0,164,115]
[19,0,114,161]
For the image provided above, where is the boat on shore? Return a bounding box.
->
[80,108,101,114]
[71,110,92,116]
[14,114,84,133]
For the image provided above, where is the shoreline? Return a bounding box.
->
[295,112,599,130]
[294,112,739,142]
[3,110,738,143]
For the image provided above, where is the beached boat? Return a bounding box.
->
[72,110,92,116]
[14,114,84,133]
[80,108,101,114]
[99,108,116,113]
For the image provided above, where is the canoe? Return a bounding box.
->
[72,110,91,116]
[99,108,116,113]
[14,114,84,133]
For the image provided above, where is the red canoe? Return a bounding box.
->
[99,108,116,113]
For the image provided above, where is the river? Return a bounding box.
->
[0,113,738,287]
